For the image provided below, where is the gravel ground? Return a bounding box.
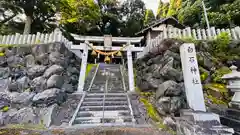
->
[0,127,172,135]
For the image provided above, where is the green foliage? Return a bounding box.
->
[157,1,169,18]
[205,94,228,106]
[211,66,231,83]
[139,97,176,135]
[144,9,156,26]
[199,67,209,82]
[1,106,9,112]
[214,32,231,52]
[85,64,97,78]
[204,83,228,93]
[176,0,240,27]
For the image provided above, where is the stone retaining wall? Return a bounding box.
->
[0,42,81,127]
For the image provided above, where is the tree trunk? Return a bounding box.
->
[23,16,32,34]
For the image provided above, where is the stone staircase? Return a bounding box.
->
[71,93,135,126]
[69,63,136,127]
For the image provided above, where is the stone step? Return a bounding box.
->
[220,116,240,132]
[80,105,129,111]
[77,110,131,117]
[82,101,128,106]
[71,122,135,127]
[225,108,240,121]
[89,91,125,93]
[84,97,127,102]
[74,116,133,124]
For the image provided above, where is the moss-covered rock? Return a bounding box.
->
[211,66,231,83]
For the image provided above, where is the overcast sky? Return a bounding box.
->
[120,0,170,16]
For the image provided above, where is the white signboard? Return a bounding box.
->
[104,35,112,48]
[180,43,206,112]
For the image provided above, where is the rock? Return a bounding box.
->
[30,76,47,92]
[147,77,163,90]
[8,82,19,92]
[32,44,49,57]
[47,75,64,89]
[0,67,10,79]
[11,68,26,80]
[137,80,152,92]
[27,65,47,78]
[160,64,183,82]
[9,107,37,124]
[67,66,79,75]
[0,99,10,110]
[7,56,24,67]
[24,54,35,68]
[170,97,184,113]
[43,65,64,78]
[0,78,9,92]
[61,83,74,93]
[164,50,181,62]
[32,88,67,107]
[156,80,182,99]
[197,52,214,70]
[156,96,184,114]
[70,74,79,85]
[16,76,30,92]
[49,52,65,65]
[163,117,176,130]
[151,55,163,64]
[0,108,17,126]
[16,47,31,56]
[35,53,49,65]
[10,92,35,105]
[4,49,15,57]
[37,104,58,127]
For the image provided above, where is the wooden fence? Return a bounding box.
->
[137,26,240,58]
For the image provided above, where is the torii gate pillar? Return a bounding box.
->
[77,42,88,93]
[127,45,135,92]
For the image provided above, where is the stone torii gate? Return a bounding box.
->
[70,34,144,93]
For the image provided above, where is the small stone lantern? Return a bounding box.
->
[222,65,240,108]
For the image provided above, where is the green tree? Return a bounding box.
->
[156,1,169,19]
[1,0,60,34]
[120,0,146,36]
[144,9,155,26]
[176,0,240,28]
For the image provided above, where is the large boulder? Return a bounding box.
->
[9,76,30,92]
[27,65,47,78]
[30,76,47,92]
[35,53,49,65]
[156,80,183,99]
[0,97,10,110]
[24,54,35,68]
[159,64,183,82]
[15,76,30,92]
[156,96,185,114]
[7,56,24,67]
[10,92,35,105]
[32,88,66,107]
[8,107,37,124]
[47,74,64,89]
[0,67,10,79]
[49,52,65,65]
[43,65,64,78]
[61,83,74,93]
[67,66,79,75]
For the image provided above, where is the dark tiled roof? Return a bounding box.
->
[136,17,185,35]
